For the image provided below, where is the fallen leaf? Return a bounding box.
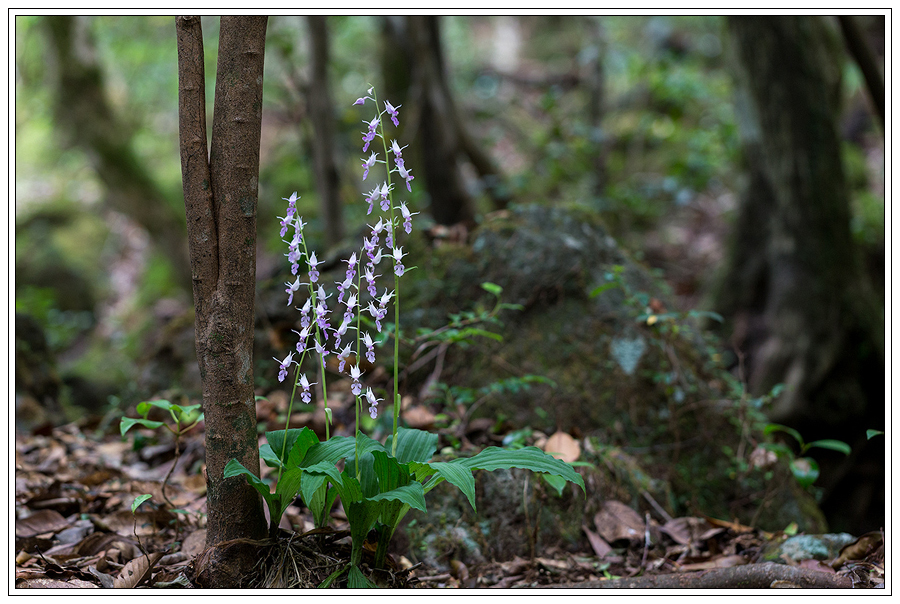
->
[583,524,613,558]
[543,431,580,463]
[594,501,644,544]
[114,552,163,588]
[403,405,436,429]
[16,509,70,538]
[17,578,99,588]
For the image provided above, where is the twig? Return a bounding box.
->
[416,573,452,583]
[642,490,673,524]
[552,562,853,589]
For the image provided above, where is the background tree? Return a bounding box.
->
[716,16,883,531]
[176,15,269,566]
[42,16,192,289]
[381,15,509,226]
[305,15,343,248]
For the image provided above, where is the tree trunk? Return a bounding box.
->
[42,16,193,290]
[176,15,269,554]
[382,16,508,225]
[305,15,343,248]
[717,16,884,533]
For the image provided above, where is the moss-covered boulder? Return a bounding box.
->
[395,204,826,546]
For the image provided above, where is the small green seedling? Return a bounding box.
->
[120,399,203,438]
[121,400,204,507]
[762,423,851,488]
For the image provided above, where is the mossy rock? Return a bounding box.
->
[397,203,826,535]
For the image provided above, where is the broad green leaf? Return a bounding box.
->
[302,460,344,486]
[259,444,283,469]
[137,399,173,417]
[411,460,477,510]
[867,429,884,440]
[120,417,165,436]
[266,428,318,466]
[347,564,376,589]
[541,473,568,497]
[790,457,820,488]
[273,467,305,511]
[806,439,851,456]
[358,452,378,498]
[170,403,201,420]
[346,498,382,566]
[764,423,804,447]
[223,459,275,505]
[301,473,329,527]
[369,483,427,513]
[131,494,152,514]
[456,446,585,493]
[302,436,356,468]
[355,431,387,459]
[385,427,439,464]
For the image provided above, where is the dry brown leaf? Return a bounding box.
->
[403,405,436,429]
[113,552,163,588]
[16,509,70,538]
[594,500,644,544]
[17,577,99,588]
[583,524,613,558]
[543,431,580,463]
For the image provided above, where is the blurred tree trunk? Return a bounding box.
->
[381,16,508,226]
[176,15,269,572]
[305,15,343,247]
[42,16,192,290]
[585,17,609,196]
[716,16,884,531]
[837,15,884,128]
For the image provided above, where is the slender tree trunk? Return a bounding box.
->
[176,16,269,556]
[42,16,192,290]
[305,15,343,247]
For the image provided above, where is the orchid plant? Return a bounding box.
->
[226,86,584,588]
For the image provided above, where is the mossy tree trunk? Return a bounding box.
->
[176,16,269,552]
[41,16,193,289]
[717,16,884,532]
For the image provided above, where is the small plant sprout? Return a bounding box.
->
[762,423,851,488]
[120,399,203,508]
[226,86,586,587]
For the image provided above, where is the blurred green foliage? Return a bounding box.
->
[14,15,884,405]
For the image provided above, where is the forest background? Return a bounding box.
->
[13,12,886,551]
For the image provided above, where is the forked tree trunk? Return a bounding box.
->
[176,16,269,553]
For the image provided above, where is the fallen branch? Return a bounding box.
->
[554,563,852,589]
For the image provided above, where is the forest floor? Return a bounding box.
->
[14,417,884,590]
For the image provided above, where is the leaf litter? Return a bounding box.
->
[14,418,884,589]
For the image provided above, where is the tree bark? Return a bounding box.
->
[305,16,343,248]
[176,15,269,553]
[42,16,193,290]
